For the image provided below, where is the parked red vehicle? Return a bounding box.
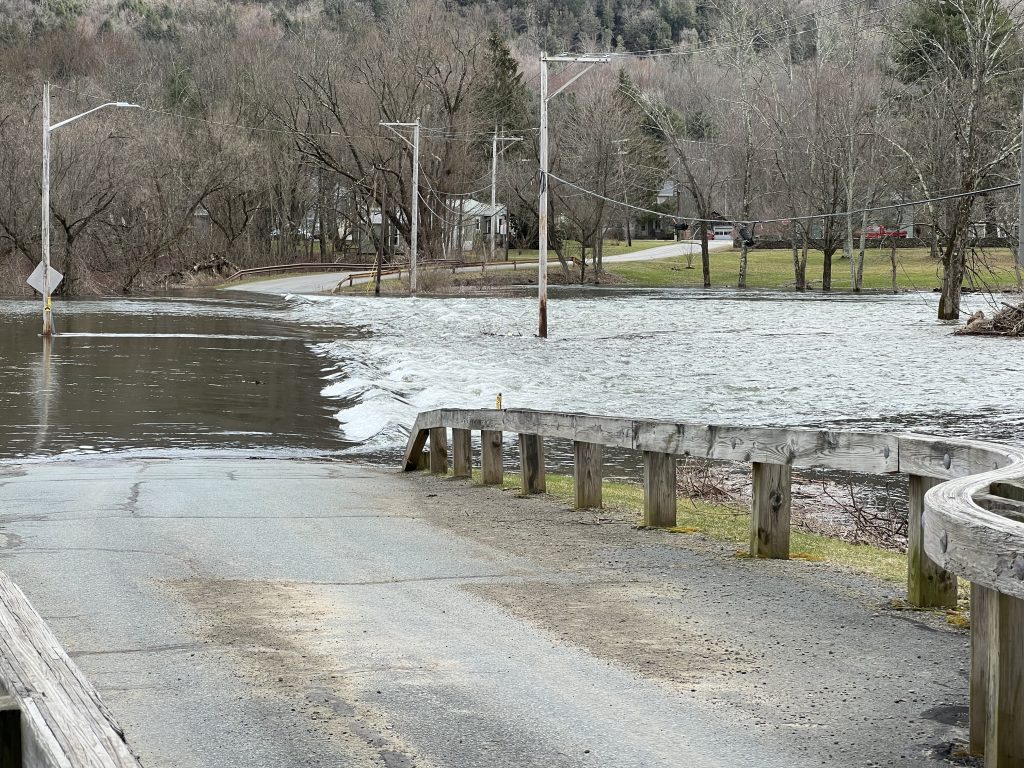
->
[863,224,908,239]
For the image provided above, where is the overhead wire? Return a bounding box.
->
[546,172,1021,226]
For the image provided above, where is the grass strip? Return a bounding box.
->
[470,470,906,583]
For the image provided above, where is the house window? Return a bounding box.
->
[483,217,491,235]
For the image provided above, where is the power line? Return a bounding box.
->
[547,171,1021,225]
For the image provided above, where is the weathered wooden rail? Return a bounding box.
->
[0,571,141,767]
[403,407,1024,767]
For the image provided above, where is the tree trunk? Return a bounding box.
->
[855,208,869,292]
[700,222,710,288]
[822,247,833,292]
[799,229,809,291]
[792,221,806,291]
[890,238,898,295]
[738,241,748,289]
[938,206,969,320]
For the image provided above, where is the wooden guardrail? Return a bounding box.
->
[0,571,141,768]
[402,407,1024,767]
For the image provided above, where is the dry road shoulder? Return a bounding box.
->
[0,459,967,767]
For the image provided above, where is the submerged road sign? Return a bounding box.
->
[27,262,63,296]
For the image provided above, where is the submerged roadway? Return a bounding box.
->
[0,457,971,767]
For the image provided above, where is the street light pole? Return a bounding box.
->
[537,53,609,338]
[39,84,140,337]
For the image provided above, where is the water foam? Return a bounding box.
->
[292,290,1024,452]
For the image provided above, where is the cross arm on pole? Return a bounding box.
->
[379,122,416,149]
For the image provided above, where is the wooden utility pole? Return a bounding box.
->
[380,119,420,293]
[538,53,609,338]
[373,169,382,296]
[490,130,522,265]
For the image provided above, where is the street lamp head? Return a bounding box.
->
[114,102,142,109]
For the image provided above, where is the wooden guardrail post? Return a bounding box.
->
[907,475,957,607]
[518,433,545,493]
[970,584,1024,765]
[750,462,792,559]
[428,427,448,475]
[970,582,992,757]
[481,430,503,485]
[452,428,472,478]
[643,451,677,527]
[574,441,603,509]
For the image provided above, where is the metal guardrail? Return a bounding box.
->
[403,407,1024,766]
[223,262,375,281]
[225,255,589,285]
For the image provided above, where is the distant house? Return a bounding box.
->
[192,204,211,239]
[446,198,508,253]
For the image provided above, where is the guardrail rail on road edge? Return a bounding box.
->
[0,570,141,768]
[403,407,1024,767]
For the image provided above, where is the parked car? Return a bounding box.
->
[863,225,908,239]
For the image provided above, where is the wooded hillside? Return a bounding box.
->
[1,0,1021,318]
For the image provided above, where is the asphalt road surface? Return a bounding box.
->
[0,458,970,767]
[223,240,732,295]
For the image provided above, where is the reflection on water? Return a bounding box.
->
[0,296,353,460]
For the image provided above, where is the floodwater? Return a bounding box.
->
[0,295,354,461]
[0,288,1021,468]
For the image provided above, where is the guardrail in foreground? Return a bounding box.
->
[403,407,1024,767]
[0,571,141,768]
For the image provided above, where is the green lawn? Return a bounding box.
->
[608,246,1020,291]
[503,239,667,262]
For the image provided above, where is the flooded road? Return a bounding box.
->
[0,288,1021,466]
[0,294,353,461]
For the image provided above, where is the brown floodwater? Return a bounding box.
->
[0,293,356,461]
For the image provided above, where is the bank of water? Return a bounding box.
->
[0,289,1020,473]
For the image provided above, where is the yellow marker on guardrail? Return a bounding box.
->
[495,393,502,410]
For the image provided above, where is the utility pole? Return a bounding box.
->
[1018,86,1024,287]
[373,168,382,295]
[613,138,631,247]
[41,83,51,337]
[411,118,419,293]
[489,130,523,266]
[37,85,140,337]
[538,53,610,338]
[380,119,421,293]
